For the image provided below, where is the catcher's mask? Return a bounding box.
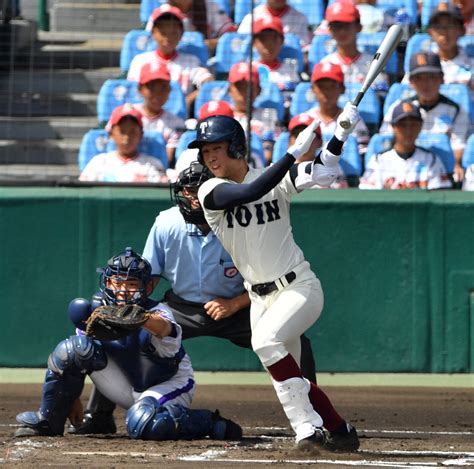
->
[171,161,213,225]
[98,247,152,305]
[188,115,247,165]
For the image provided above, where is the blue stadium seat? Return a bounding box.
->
[462,134,474,169]
[459,36,474,58]
[120,30,208,73]
[365,132,455,173]
[289,82,380,130]
[140,0,231,22]
[273,132,362,176]
[176,129,265,166]
[383,82,473,121]
[420,0,439,29]
[78,129,168,171]
[194,80,285,122]
[212,33,250,74]
[97,79,186,125]
[308,33,398,75]
[403,33,433,73]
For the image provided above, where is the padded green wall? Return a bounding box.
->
[1,188,473,372]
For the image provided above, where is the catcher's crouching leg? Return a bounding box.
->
[15,336,107,437]
[126,397,242,441]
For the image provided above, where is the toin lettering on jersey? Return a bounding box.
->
[225,199,281,228]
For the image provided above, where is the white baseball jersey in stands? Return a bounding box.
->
[127,51,212,95]
[380,96,470,153]
[257,60,300,91]
[462,165,474,191]
[238,4,311,47]
[79,151,167,183]
[320,52,389,90]
[359,147,452,190]
[134,104,185,149]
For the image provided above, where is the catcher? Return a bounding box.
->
[14,248,242,441]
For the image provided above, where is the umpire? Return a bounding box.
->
[72,162,317,434]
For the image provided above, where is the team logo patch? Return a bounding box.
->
[224,267,239,278]
[417,53,427,66]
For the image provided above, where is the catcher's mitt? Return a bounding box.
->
[85,305,151,340]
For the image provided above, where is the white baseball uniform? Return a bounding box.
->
[462,164,474,191]
[238,4,311,47]
[134,104,185,149]
[127,51,212,96]
[79,151,167,183]
[320,51,389,91]
[359,147,453,190]
[380,95,470,153]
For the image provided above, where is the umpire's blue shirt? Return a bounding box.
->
[143,206,245,304]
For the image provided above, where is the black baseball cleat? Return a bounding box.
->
[15,411,63,437]
[325,423,360,452]
[67,413,117,435]
[296,427,326,453]
[211,410,243,440]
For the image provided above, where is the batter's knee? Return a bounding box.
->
[126,397,177,440]
[47,335,107,375]
[251,336,287,367]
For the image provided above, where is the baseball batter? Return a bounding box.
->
[14,248,241,441]
[191,106,360,452]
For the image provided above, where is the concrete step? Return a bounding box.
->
[0,116,99,139]
[0,92,97,117]
[0,138,82,164]
[0,68,120,94]
[50,3,142,32]
[0,164,81,182]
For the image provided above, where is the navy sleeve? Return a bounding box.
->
[203,153,296,210]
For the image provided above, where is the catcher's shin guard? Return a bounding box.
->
[273,377,324,443]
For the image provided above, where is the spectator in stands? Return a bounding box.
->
[319,1,388,93]
[128,4,213,114]
[227,62,283,165]
[135,62,186,169]
[288,113,348,188]
[238,0,311,49]
[146,0,236,54]
[452,0,474,35]
[252,16,300,94]
[381,52,470,183]
[79,105,167,183]
[462,165,474,191]
[360,102,452,190]
[426,4,473,94]
[307,62,369,162]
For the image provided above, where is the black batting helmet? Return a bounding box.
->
[171,162,213,225]
[98,247,152,305]
[188,115,247,164]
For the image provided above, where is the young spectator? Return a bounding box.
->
[79,105,167,183]
[238,0,311,49]
[288,113,348,188]
[135,62,186,168]
[426,4,473,94]
[319,1,388,93]
[360,102,453,190]
[452,0,474,35]
[252,16,300,94]
[307,62,369,161]
[381,52,470,182]
[228,62,283,165]
[128,4,213,112]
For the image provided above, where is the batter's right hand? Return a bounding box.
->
[288,119,321,159]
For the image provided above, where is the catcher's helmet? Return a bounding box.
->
[188,115,247,164]
[171,162,213,225]
[98,247,152,305]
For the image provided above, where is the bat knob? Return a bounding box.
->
[339,120,350,129]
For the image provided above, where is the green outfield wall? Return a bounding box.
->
[1,187,473,372]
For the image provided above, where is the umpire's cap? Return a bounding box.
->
[188,115,247,163]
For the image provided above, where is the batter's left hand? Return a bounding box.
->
[204,298,237,321]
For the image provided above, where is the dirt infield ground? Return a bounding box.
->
[1,383,473,468]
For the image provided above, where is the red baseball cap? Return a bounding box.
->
[288,113,321,137]
[198,100,234,120]
[253,15,284,36]
[150,4,185,25]
[325,1,360,23]
[228,62,260,84]
[311,62,344,83]
[106,104,143,132]
[139,62,171,85]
